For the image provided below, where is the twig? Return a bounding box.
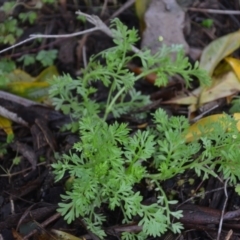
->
[0,36,38,54]
[82,45,88,68]
[188,7,240,15]
[100,0,109,17]
[32,10,140,54]
[217,178,230,240]
[23,212,61,240]
[106,0,135,23]
[225,230,233,240]
[0,91,45,127]
[30,27,102,39]
[32,11,113,39]
[223,208,240,220]
[0,162,47,177]
[77,10,140,53]
[0,105,28,126]
[0,13,105,54]
[0,90,43,107]
[0,10,140,54]
[177,187,224,208]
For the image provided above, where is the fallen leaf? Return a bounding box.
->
[35,65,59,82]
[198,71,240,105]
[8,69,34,82]
[135,0,150,34]
[0,116,13,141]
[225,57,240,81]
[185,113,240,142]
[164,61,240,114]
[0,66,58,137]
[4,65,58,101]
[163,87,201,106]
[199,30,240,77]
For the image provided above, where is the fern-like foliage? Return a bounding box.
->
[50,18,239,240]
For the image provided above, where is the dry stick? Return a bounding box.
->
[32,11,113,38]
[0,36,38,54]
[100,0,109,17]
[0,10,140,54]
[0,162,47,177]
[31,11,140,53]
[22,212,61,240]
[0,11,140,125]
[0,27,100,55]
[225,230,233,240]
[0,90,45,127]
[188,7,240,15]
[177,187,225,208]
[217,178,230,240]
[0,105,28,126]
[0,90,44,107]
[106,0,135,23]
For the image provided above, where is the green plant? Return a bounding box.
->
[0,2,37,45]
[0,17,23,44]
[49,19,208,132]
[201,19,214,28]
[50,19,237,239]
[17,49,58,67]
[0,58,16,86]
[230,96,240,113]
[42,0,56,4]
[0,151,20,179]
[52,109,240,239]
[0,0,53,45]
[36,49,58,67]
[0,58,16,73]
[19,11,37,24]
[1,1,15,14]
[17,54,36,66]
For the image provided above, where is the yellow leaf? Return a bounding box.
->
[199,30,240,77]
[135,0,151,34]
[199,71,240,105]
[213,60,232,77]
[0,66,59,138]
[163,31,240,116]
[163,87,201,106]
[8,69,34,82]
[0,116,14,141]
[7,81,49,95]
[225,57,240,81]
[35,65,58,82]
[185,113,240,142]
[165,70,240,114]
[4,66,58,102]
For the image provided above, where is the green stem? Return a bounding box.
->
[103,87,126,121]
[155,181,171,224]
[145,159,217,181]
[135,68,159,81]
